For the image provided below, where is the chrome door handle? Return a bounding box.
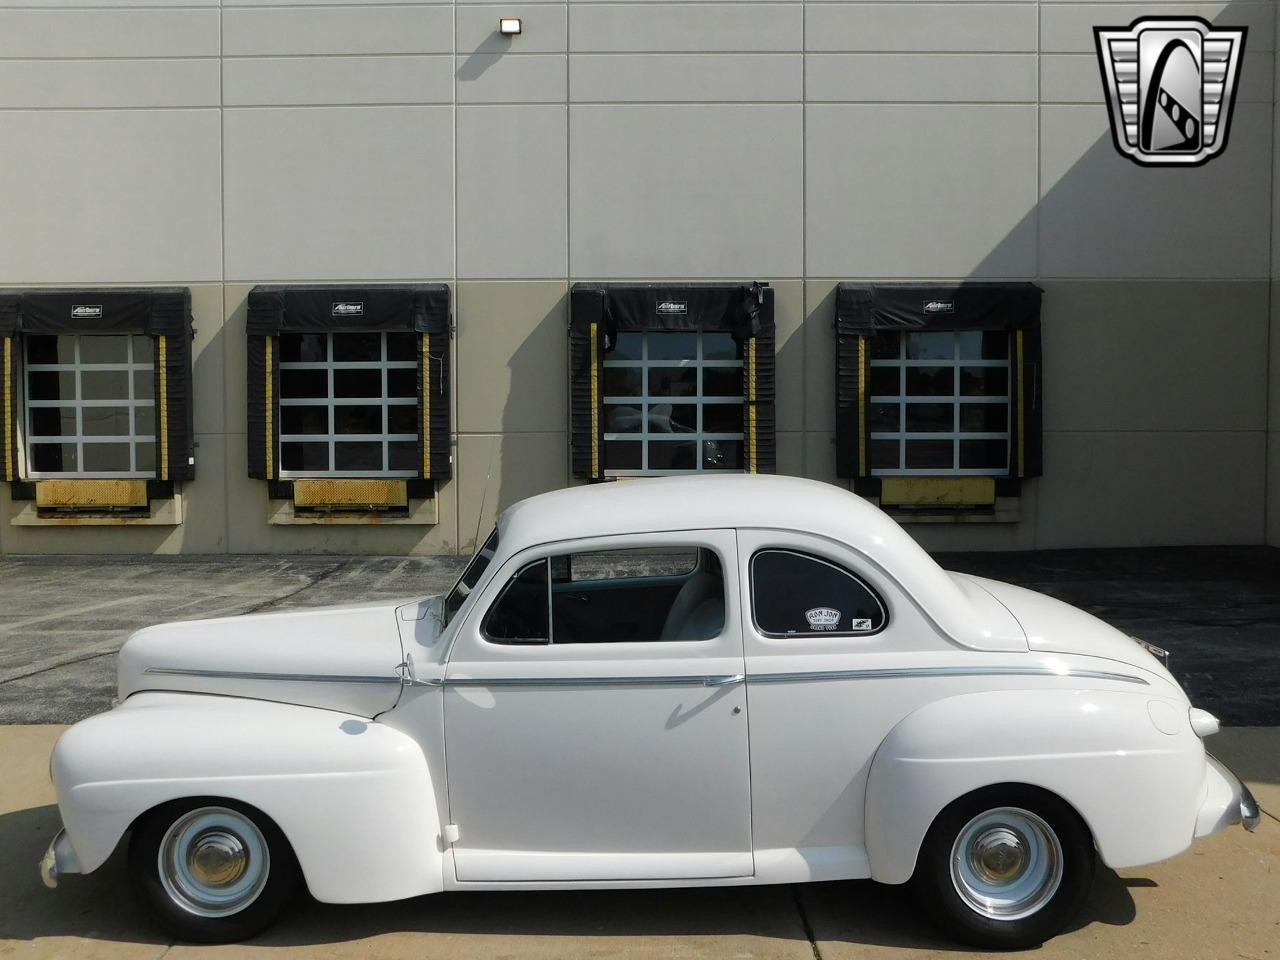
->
[704,674,745,687]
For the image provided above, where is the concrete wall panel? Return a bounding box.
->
[806,53,1037,103]
[571,4,803,53]
[806,104,1038,278]
[456,54,568,103]
[457,107,568,278]
[457,433,569,552]
[0,60,219,109]
[1036,431,1265,548]
[1040,281,1269,433]
[806,4,1037,53]
[571,54,802,102]
[1041,2,1275,54]
[0,110,221,284]
[0,8,218,57]
[223,106,454,281]
[223,6,454,56]
[802,280,838,434]
[570,104,803,278]
[189,284,228,438]
[456,281,569,433]
[1039,104,1273,279]
[224,56,454,107]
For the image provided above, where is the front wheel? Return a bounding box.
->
[911,786,1095,950]
[128,799,299,943]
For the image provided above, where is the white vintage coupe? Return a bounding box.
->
[41,475,1257,948]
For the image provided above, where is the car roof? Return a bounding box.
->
[495,475,1025,652]
[501,474,898,546]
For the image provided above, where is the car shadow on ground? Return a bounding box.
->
[0,802,1137,951]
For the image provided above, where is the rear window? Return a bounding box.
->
[751,549,886,636]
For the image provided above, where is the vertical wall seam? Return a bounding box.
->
[451,0,461,553]
[565,0,574,483]
[800,0,807,477]
[1032,0,1042,549]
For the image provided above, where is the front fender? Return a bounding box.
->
[864,688,1205,884]
[50,692,443,903]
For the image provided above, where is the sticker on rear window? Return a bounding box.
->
[805,607,840,631]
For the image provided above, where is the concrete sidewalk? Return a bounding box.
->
[2,724,1277,960]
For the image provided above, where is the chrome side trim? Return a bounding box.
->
[144,665,1146,689]
[747,665,1149,686]
[438,674,745,689]
[144,667,402,685]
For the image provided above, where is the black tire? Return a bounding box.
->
[128,798,300,943]
[910,785,1095,950]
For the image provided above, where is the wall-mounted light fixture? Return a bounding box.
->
[498,17,522,35]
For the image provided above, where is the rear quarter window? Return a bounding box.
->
[750,549,887,637]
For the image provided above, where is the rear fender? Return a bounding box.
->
[50,692,443,904]
[864,688,1204,884]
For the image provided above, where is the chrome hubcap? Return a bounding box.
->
[970,827,1027,883]
[189,831,248,886]
[158,807,270,918]
[950,807,1063,921]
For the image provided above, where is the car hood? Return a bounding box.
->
[117,598,432,718]
[958,574,1181,689]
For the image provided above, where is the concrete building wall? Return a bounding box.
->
[0,0,1275,555]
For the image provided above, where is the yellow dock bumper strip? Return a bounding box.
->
[421,334,431,478]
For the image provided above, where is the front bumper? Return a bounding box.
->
[1195,755,1261,838]
[39,829,81,889]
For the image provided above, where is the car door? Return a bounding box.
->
[442,529,753,883]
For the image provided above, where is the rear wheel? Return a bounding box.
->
[911,786,1095,949]
[128,799,299,943]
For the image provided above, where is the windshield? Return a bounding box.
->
[444,528,499,626]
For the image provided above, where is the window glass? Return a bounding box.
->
[444,528,498,626]
[601,331,746,476]
[482,546,725,645]
[550,546,724,644]
[866,330,1010,476]
[568,546,699,581]
[277,331,419,478]
[752,550,886,636]
[484,560,551,644]
[23,334,155,478]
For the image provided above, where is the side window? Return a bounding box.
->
[482,546,725,645]
[444,528,498,626]
[483,559,550,644]
[552,547,724,643]
[751,549,886,636]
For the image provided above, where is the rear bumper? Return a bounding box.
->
[1195,755,1261,838]
[39,829,81,889]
